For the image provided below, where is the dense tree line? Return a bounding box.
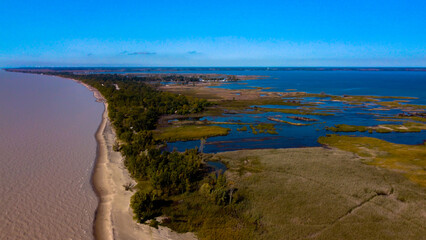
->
[139,74,200,83]
[52,73,234,224]
[57,73,209,137]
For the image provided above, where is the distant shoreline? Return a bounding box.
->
[4,67,426,74]
[10,70,426,240]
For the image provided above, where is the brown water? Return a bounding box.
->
[0,71,103,240]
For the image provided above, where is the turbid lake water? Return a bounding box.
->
[0,70,103,239]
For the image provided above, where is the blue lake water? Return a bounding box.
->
[104,69,426,104]
[164,70,426,153]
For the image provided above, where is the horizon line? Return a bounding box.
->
[4,66,426,69]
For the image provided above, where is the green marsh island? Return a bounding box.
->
[11,70,426,240]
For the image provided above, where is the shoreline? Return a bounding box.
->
[5,70,424,239]
[72,78,197,240]
[92,100,112,239]
[73,79,113,240]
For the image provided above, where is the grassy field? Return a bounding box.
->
[255,107,334,116]
[327,122,426,133]
[154,82,426,239]
[318,135,426,186]
[153,125,230,142]
[253,123,278,134]
[377,100,426,110]
[217,98,316,110]
[327,95,424,110]
[380,116,426,123]
[213,148,426,240]
[406,116,426,122]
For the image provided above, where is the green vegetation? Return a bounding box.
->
[326,122,426,133]
[215,148,426,239]
[13,70,426,239]
[376,118,406,122]
[326,124,369,132]
[254,107,334,116]
[249,123,277,134]
[60,74,210,136]
[159,172,258,239]
[255,123,278,134]
[329,95,380,104]
[154,125,230,142]
[375,128,392,133]
[380,116,426,123]
[167,119,248,126]
[408,116,426,122]
[318,135,426,186]
[237,126,248,131]
[377,100,426,110]
[53,73,260,239]
[324,94,425,111]
[293,92,425,111]
[327,95,418,104]
[126,149,203,196]
[250,125,258,134]
[131,190,162,222]
[381,121,426,132]
[217,98,316,110]
[374,96,418,100]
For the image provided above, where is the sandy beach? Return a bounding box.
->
[76,79,197,240]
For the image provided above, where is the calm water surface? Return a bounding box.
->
[0,71,103,239]
[163,70,426,153]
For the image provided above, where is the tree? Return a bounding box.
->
[130,190,159,223]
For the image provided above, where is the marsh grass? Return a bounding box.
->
[327,124,369,132]
[255,123,278,134]
[318,135,426,186]
[407,116,426,122]
[237,126,248,131]
[379,116,426,123]
[214,148,426,240]
[218,98,316,110]
[248,123,277,135]
[378,100,426,110]
[154,125,231,142]
[255,107,334,116]
[249,125,258,134]
[160,191,259,240]
[327,122,426,133]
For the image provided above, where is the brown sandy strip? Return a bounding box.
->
[72,78,197,240]
[92,101,114,240]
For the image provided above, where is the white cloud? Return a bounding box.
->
[1,37,425,67]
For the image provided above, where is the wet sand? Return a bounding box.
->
[75,79,197,240]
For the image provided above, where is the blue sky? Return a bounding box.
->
[1,0,425,67]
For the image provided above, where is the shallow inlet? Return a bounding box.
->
[164,70,426,153]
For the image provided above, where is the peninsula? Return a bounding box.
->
[8,69,426,240]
